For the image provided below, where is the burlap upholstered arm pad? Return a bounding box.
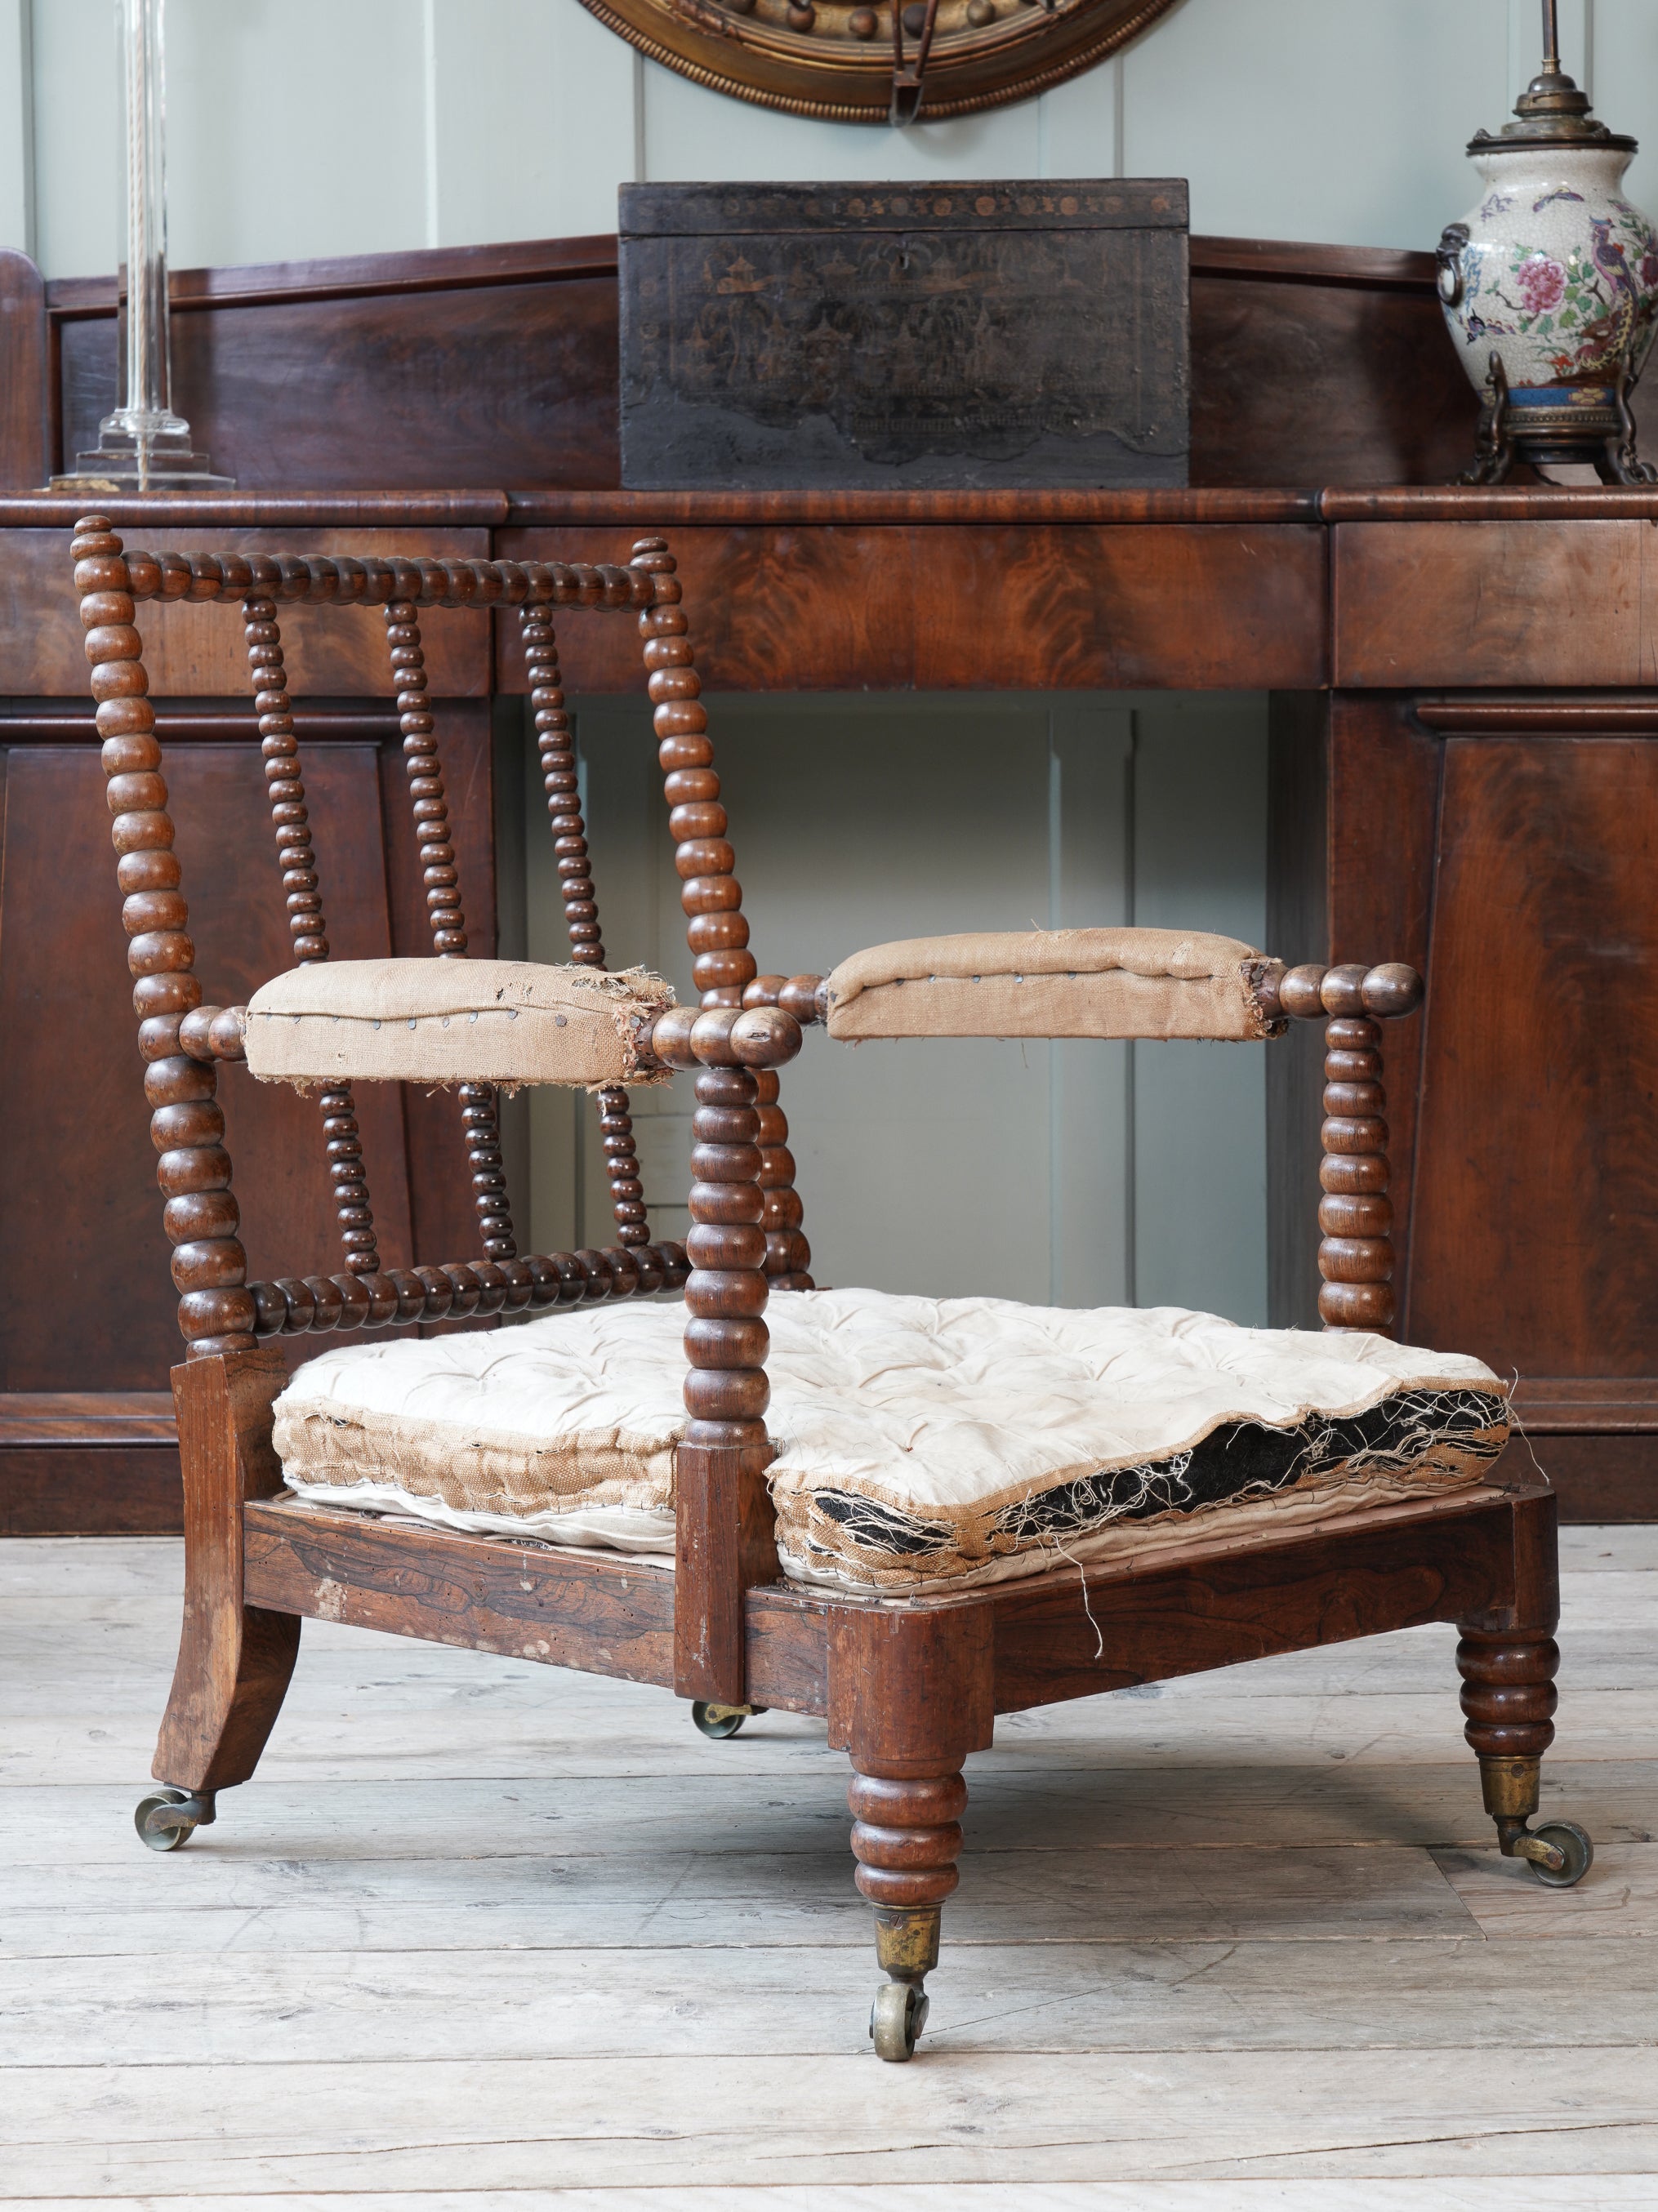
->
[822,928,1281,1042]
[243,959,675,1088]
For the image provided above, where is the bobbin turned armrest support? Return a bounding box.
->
[1264,960,1426,1335]
[643,1003,802,1073]
[1252,961,1424,1026]
[177,1007,249,1063]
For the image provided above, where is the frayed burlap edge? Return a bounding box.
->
[773,1435,1504,1595]
[763,1376,1511,1538]
[273,1401,676,1516]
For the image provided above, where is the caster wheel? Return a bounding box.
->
[1527,1818,1594,1889]
[870,1979,929,2062]
[135,1789,199,1852]
[692,1701,759,1740]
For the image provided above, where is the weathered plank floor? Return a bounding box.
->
[2,1529,1655,2208]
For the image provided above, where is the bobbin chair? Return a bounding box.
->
[72,513,1592,2066]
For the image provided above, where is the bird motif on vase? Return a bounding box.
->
[1574,214,1640,375]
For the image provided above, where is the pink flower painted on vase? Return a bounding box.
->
[1641,248,1658,290]
[1514,253,1567,314]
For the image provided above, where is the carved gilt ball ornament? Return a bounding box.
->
[573,0,1182,125]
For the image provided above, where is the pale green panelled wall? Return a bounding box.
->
[3,0,1653,274]
[7,0,1655,1320]
[517,697,1268,1320]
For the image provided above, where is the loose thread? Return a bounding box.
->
[1050,1527,1104,1661]
[1503,1368,1550,1487]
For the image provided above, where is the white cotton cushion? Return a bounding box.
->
[272,1288,1510,1596]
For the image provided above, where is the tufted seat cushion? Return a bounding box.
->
[272,1288,1510,1596]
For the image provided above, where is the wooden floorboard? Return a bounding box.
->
[2,1530,1654,2197]
[6,2195,1658,2212]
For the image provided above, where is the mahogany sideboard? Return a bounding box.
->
[0,234,1651,1529]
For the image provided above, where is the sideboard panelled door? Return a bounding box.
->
[1329,692,1658,1517]
[0,527,495,1531]
[0,735,410,1530]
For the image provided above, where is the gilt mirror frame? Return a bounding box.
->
[575,0,1183,126]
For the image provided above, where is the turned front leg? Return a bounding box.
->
[849,1766,966,2061]
[849,1769,966,1969]
[829,1600,992,2061]
[1455,1622,1558,1851]
[1455,1621,1591,1884]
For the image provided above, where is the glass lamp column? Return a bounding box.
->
[59,0,233,489]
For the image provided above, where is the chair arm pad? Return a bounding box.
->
[819,928,1283,1043]
[244,958,676,1089]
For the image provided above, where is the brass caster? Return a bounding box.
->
[1511,1818,1594,1889]
[135,1787,215,1852]
[871,1978,929,2062]
[691,1701,763,1740]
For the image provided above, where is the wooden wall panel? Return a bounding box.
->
[1189,245,1477,491]
[47,244,620,492]
[0,528,492,698]
[0,1395,180,1534]
[1335,522,1658,689]
[1329,701,1658,1517]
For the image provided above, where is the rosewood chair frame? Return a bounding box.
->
[72,514,1588,2064]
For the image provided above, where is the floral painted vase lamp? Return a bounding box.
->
[1437,0,1658,483]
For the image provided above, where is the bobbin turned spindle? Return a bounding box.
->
[520,600,652,1252]
[633,536,815,1294]
[1262,959,1424,1334]
[76,515,256,1357]
[385,599,521,1275]
[631,542,756,1013]
[243,594,382,1281]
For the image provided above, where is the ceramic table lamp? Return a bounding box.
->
[1437,0,1658,483]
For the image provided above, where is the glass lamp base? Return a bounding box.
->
[51,417,234,492]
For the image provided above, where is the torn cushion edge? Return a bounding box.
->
[243,957,675,1089]
[822,927,1282,1042]
[270,1289,1510,1597]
